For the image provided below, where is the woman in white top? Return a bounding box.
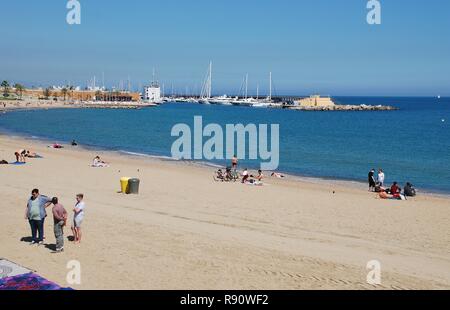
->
[71,194,86,244]
[378,169,385,187]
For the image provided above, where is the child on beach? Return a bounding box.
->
[71,194,86,244]
[51,197,67,253]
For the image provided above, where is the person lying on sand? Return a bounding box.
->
[271,172,285,178]
[378,186,405,200]
[48,144,64,149]
[92,156,109,168]
[25,150,39,158]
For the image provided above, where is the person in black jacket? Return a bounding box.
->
[368,169,376,192]
[404,182,416,197]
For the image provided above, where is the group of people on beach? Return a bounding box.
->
[14,149,39,162]
[214,155,284,186]
[25,189,86,253]
[0,149,40,165]
[368,168,416,200]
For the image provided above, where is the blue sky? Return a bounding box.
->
[0,0,449,96]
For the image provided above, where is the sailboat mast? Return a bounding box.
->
[269,72,272,101]
[208,61,212,98]
[245,74,248,99]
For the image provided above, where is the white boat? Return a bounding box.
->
[209,95,235,105]
[249,72,276,108]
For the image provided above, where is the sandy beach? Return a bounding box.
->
[1,134,449,290]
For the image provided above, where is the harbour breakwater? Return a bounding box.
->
[286,104,398,111]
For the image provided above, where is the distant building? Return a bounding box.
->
[295,95,335,107]
[143,82,161,103]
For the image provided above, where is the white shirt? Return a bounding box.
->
[75,201,85,218]
[378,173,385,184]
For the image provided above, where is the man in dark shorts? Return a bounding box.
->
[368,169,376,192]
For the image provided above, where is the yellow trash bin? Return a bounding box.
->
[120,177,130,194]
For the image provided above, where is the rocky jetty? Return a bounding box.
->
[286,104,398,111]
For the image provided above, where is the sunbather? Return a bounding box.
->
[25,150,39,158]
[92,156,109,167]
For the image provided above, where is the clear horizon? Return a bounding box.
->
[1,0,449,96]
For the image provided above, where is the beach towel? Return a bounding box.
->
[10,162,26,166]
[0,259,33,279]
[0,273,73,290]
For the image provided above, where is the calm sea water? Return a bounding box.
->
[1,97,449,193]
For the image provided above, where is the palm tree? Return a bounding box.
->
[14,83,25,99]
[43,87,52,100]
[1,80,10,97]
[68,86,75,101]
[61,87,68,101]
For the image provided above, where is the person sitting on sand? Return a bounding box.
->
[71,194,86,244]
[51,197,67,253]
[15,149,26,163]
[242,168,249,183]
[92,156,109,168]
[0,159,8,165]
[390,182,401,199]
[214,169,225,182]
[255,170,264,182]
[404,182,416,197]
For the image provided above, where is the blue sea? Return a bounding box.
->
[1,97,449,193]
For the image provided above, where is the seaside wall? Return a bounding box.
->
[295,96,336,107]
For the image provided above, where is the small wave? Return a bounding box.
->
[118,150,176,161]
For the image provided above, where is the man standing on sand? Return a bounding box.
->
[231,155,238,169]
[25,189,52,245]
[71,194,86,244]
[51,197,67,253]
[368,169,376,192]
